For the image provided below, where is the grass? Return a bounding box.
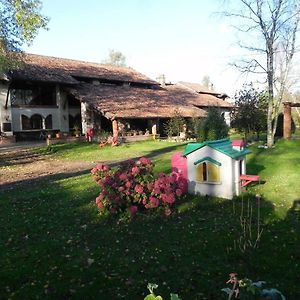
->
[0,139,300,299]
[37,140,187,163]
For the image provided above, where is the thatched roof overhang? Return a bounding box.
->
[9,53,158,85]
[65,83,206,120]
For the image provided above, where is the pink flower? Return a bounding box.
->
[118,186,125,192]
[128,205,138,216]
[95,193,105,204]
[119,173,128,181]
[160,193,175,204]
[125,181,132,188]
[176,188,183,197]
[153,188,161,195]
[97,202,104,210]
[139,157,152,165]
[135,185,144,194]
[147,182,154,191]
[91,167,97,174]
[131,166,140,175]
[149,196,159,208]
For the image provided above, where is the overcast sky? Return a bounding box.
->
[24,0,290,97]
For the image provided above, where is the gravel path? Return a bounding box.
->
[0,144,95,191]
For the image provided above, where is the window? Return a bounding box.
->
[21,115,31,130]
[45,115,52,129]
[195,160,220,183]
[11,85,56,106]
[30,114,43,129]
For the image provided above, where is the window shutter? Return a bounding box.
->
[195,163,204,182]
[208,163,220,182]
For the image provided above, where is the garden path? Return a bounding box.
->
[0,145,96,191]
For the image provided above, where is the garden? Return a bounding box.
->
[0,139,299,299]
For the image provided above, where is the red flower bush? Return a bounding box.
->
[91,157,186,217]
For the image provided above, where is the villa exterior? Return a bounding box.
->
[0,53,233,142]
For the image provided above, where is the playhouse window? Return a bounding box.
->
[195,161,220,183]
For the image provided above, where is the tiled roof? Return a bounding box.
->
[66,83,207,119]
[9,53,158,85]
[177,81,233,108]
[182,139,251,158]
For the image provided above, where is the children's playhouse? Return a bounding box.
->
[172,139,259,199]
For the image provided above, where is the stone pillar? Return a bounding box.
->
[81,102,88,135]
[283,102,292,139]
[0,83,13,136]
[151,118,159,135]
[112,119,118,138]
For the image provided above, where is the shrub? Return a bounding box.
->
[91,157,186,217]
[196,108,229,142]
[222,273,286,300]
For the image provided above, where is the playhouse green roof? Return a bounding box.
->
[182,138,251,159]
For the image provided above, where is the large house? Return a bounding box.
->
[0,53,233,142]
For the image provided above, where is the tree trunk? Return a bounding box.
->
[267,43,275,148]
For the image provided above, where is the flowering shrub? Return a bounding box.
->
[91,157,186,217]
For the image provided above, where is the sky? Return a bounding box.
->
[24,0,270,97]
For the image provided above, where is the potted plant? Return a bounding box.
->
[74,125,81,137]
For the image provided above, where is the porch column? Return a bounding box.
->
[81,102,88,135]
[112,119,119,138]
[283,102,292,139]
[151,118,159,135]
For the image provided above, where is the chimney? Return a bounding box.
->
[156,74,166,86]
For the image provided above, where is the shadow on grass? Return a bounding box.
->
[0,149,48,167]
[3,180,299,299]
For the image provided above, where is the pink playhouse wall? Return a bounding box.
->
[171,152,188,192]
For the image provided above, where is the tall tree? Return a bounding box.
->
[201,75,214,91]
[224,0,300,147]
[103,49,126,67]
[0,0,48,71]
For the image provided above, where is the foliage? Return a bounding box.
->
[196,107,229,142]
[231,84,267,140]
[102,49,126,66]
[164,109,186,138]
[0,0,48,71]
[201,75,214,91]
[222,273,286,300]
[91,157,187,217]
[144,283,181,300]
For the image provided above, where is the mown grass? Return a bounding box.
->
[0,139,300,299]
[36,140,187,163]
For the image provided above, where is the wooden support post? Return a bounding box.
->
[283,102,292,139]
[112,119,119,138]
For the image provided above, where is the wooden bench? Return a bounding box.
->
[240,174,260,187]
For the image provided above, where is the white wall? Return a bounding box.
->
[11,107,60,131]
[186,146,241,199]
[7,85,76,133]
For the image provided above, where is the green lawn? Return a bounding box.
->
[0,140,299,299]
[37,140,187,164]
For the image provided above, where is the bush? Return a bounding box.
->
[91,157,186,217]
[164,109,186,138]
[196,108,229,142]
